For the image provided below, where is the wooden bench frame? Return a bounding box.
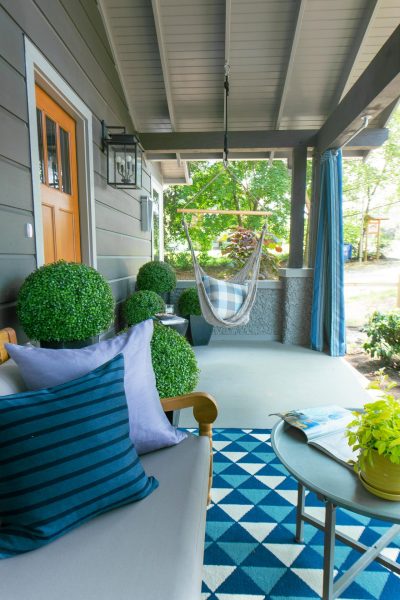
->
[0,328,218,501]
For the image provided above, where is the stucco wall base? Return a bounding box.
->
[172,269,313,346]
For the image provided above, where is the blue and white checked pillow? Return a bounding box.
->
[202,275,248,320]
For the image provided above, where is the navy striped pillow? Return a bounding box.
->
[0,353,158,558]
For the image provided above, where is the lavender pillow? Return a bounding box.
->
[6,320,186,454]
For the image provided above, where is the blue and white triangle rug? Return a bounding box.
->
[201,428,400,599]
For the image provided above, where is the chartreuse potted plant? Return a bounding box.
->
[123,290,165,325]
[346,372,400,500]
[17,261,115,348]
[178,287,213,346]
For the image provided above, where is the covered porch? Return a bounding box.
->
[0,2,400,600]
[180,339,371,429]
[98,0,400,351]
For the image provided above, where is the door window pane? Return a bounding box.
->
[59,127,71,194]
[36,109,45,184]
[46,116,59,189]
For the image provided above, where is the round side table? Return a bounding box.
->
[271,420,400,600]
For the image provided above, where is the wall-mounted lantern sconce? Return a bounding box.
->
[140,195,153,232]
[101,121,143,189]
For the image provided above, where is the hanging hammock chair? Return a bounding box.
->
[179,64,270,328]
[182,220,267,328]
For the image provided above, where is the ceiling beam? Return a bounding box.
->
[141,130,317,152]
[270,0,307,165]
[140,127,387,153]
[97,0,141,132]
[274,0,307,130]
[334,0,381,106]
[151,0,176,130]
[316,25,400,152]
[152,0,191,180]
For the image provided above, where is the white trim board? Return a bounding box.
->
[24,37,97,268]
[151,178,164,261]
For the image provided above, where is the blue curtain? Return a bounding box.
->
[310,149,346,356]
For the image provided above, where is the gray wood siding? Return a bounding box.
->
[0,0,157,338]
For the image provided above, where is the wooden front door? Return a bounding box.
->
[35,85,81,263]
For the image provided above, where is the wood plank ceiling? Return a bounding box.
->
[99,0,400,183]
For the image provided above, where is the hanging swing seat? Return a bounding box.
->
[180,63,270,328]
[183,220,268,328]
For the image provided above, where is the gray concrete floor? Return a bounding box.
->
[179,340,371,429]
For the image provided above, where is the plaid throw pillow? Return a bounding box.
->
[202,275,248,320]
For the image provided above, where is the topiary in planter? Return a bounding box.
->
[151,322,199,398]
[178,287,212,346]
[17,261,115,343]
[178,287,201,317]
[123,290,165,326]
[136,261,176,295]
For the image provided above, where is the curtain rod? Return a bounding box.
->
[338,115,370,151]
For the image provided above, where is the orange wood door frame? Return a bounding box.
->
[35,85,81,263]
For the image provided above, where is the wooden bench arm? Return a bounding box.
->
[160,391,218,435]
[161,392,218,504]
[0,328,17,364]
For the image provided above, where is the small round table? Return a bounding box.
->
[156,314,188,337]
[271,420,400,600]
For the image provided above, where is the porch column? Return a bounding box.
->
[307,151,321,268]
[288,144,307,268]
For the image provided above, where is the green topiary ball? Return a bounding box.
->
[136,261,176,295]
[178,287,201,317]
[123,290,165,326]
[17,261,115,342]
[151,323,199,397]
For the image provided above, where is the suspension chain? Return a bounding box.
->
[223,62,230,167]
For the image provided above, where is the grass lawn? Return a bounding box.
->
[345,286,397,328]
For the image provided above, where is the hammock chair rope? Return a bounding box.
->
[181,63,269,328]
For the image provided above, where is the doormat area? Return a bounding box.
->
[201,428,400,599]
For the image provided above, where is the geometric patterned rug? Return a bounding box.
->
[201,428,400,599]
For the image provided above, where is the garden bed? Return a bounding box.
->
[345,326,400,399]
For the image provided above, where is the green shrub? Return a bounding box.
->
[363,310,400,366]
[221,227,282,279]
[17,261,115,342]
[165,252,193,271]
[178,287,201,317]
[151,323,199,397]
[123,290,165,326]
[136,261,177,294]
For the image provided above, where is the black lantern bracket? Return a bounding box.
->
[101,121,143,189]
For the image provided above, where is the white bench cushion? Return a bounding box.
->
[0,433,209,600]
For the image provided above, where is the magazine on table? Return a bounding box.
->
[275,405,358,468]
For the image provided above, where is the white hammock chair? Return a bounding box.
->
[182,219,268,328]
[180,64,271,327]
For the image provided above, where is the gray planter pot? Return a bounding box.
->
[40,335,100,349]
[188,315,213,346]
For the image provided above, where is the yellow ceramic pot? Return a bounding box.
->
[360,449,400,500]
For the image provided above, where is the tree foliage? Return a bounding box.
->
[342,108,400,257]
[164,160,291,253]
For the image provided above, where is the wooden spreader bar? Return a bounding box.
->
[177,208,271,216]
